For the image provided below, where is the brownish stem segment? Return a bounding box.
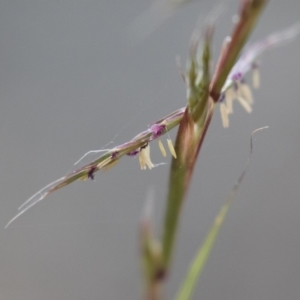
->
[210,0,268,102]
[162,100,215,269]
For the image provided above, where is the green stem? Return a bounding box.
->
[161,0,268,276]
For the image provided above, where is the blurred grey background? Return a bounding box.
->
[0,0,300,299]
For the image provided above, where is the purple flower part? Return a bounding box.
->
[127,150,139,157]
[150,124,166,139]
[231,72,242,81]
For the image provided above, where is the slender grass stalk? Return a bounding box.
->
[161,0,268,273]
[175,127,268,300]
[176,194,232,300]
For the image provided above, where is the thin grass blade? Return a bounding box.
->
[175,126,268,300]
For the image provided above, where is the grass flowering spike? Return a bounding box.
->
[5,20,299,228]
[5,2,300,297]
[5,108,185,227]
[162,0,271,270]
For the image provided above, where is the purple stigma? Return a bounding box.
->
[111,151,119,159]
[232,72,242,81]
[150,124,166,139]
[127,150,139,157]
